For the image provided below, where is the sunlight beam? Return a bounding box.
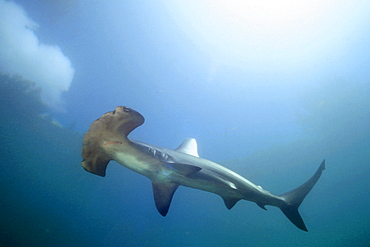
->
[162,0,368,71]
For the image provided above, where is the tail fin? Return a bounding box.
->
[279,160,326,231]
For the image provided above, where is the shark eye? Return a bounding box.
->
[123,107,131,112]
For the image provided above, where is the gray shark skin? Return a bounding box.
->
[81,106,325,231]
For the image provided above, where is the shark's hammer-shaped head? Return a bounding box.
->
[81,106,144,176]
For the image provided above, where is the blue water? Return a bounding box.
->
[1,1,370,246]
[1,76,369,246]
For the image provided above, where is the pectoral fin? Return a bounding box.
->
[152,182,179,216]
[152,164,201,216]
[163,163,201,176]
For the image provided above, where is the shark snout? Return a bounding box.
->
[108,106,145,136]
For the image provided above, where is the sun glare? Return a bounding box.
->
[163,0,364,71]
[205,0,323,34]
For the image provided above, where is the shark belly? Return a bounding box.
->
[179,168,285,208]
[157,147,285,207]
[112,143,284,208]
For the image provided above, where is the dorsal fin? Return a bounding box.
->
[175,138,199,157]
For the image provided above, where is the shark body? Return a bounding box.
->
[82,106,325,231]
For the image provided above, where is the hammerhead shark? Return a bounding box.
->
[81,106,325,231]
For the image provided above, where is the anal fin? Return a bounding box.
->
[152,182,179,216]
[257,203,267,210]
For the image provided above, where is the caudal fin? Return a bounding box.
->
[279,160,326,231]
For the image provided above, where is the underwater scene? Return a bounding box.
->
[0,1,369,246]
